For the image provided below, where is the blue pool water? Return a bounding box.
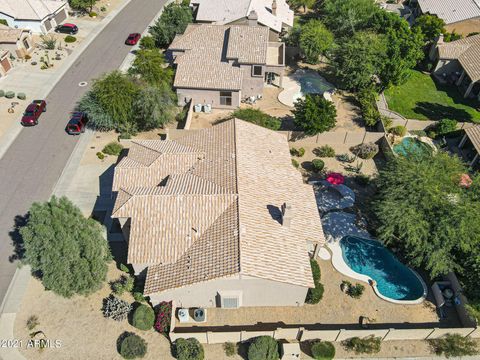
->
[393,137,433,157]
[340,236,425,301]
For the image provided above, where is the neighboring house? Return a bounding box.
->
[432,34,480,99]
[412,0,480,35]
[0,48,12,76]
[111,119,325,308]
[0,24,34,58]
[0,0,68,34]
[190,0,293,39]
[459,125,480,168]
[167,23,285,109]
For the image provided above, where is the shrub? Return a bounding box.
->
[342,336,381,354]
[24,54,32,60]
[119,333,147,359]
[291,159,299,168]
[248,336,279,360]
[0,90,4,97]
[102,141,124,156]
[100,6,107,11]
[40,34,56,50]
[139,36,156,50]
[96,152,105,160]
[102,295,132,321]
[112,275,134,295]
[436,119,457,135]
[358,86,380,126]
[154,301,172,335]
[17,92,26,100]
[132,304,155,331]
[0,19,7,26]
[306,259,324,304]
[133,292,146,303]
[427,130,437,139]
[26,315,39,330]
[347,283,365,299]
[410,130,427,137]
[224,342,237,357]
[389,125,407,137]
[120,263,131,274]
[350,142,378,159]
[290,147,305,157]
[312,158,325,172]
[5,91,15,99]
[233,108,281,130]
[64,35,77,43]
[428,333,478,358]
[175,338,205,360]
[89,11,97,17]
[355,174,370,186]
[381,116,393,130]
[313,145,335,157]
[311,341,335,360]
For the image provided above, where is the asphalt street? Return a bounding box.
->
[0,0,167,305]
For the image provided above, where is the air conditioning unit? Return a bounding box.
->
[203,104,212,113]
[194,104,203,112]
[178,308,190,323]
[193,308,207,322]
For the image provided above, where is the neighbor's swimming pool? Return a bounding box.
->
[393,137,433,157]
[340,236,426,302]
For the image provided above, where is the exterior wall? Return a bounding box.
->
[0,51,12,77]
[149,274,309,308]
[176,88,241,109]
[239,63,265,98]
[445,18,480,36]
[0,32,34,58]
[0,6,67,34]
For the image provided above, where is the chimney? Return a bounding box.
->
[247,10,258,26]
[272,0,277,16]
[281,202,293,228]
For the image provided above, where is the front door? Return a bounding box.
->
[1,57,11,73]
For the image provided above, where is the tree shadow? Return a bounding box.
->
[8,213,28,262]
[413,102,473,122]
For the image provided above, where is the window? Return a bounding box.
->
[252,65,263,77]
[220,91,232,106]
[22,38,30,50]
[219,291,242,308]
[222,297,239,308]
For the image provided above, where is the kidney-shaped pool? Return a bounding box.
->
[340,236,426,302]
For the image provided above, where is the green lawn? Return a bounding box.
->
[384,70,480,123]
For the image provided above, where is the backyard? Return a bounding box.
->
[385,70,480,123]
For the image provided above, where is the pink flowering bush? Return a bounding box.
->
[154,301,172,336]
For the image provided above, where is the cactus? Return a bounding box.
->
[17,92,26,100]
[102,295,132,321]
[5,91,15,99]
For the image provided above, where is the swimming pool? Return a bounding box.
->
[393,137,434,157]
[340,236,426,302]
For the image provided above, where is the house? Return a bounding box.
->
[432,34,480,100]
[167,23,285,109]
[458,125,480,168]
[412,0,480,35]
[190,0,294,39]
[111,119,325,308]
[0,48,12,76]
[0,24,34,58]
[0,0,68,34]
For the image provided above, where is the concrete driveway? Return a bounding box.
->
[0,0,167,307]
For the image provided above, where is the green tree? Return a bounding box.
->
[414,14,446,44]
[321,0,380,37]
[428,333,478,358]
[128,49,173,86]
[374,152,480,279]
[248,336,279,360]
[139,36,156,50]
[69,0,97,12]
[149,1,193,48]
[332,31,386,91]
[289,0,315,12]
[293,94,336,135]
[175,338,204,360]
[78,90,116,131]
[133,84,177,130]
[20,196,110,297]
[299,20,334,64]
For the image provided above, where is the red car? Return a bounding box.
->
[125,33,141,45]
[66,112,88,135]
[21,100,46,126]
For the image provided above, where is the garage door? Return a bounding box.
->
[1,58,11,73]
[54,9,67,25]
[43,19,52,32]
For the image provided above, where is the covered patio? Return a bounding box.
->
[458,125,480,169]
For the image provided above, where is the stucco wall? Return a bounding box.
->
[0,7,67,33]
[148,274,309,308]
[176,88,240,109]
[239,64,265,98]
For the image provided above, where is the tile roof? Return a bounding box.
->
[191,0,294,33]
[169,24,269,90]
[112,119,325,294]
[438,34,480,82]
[465,125,480,154]
[0,24,26,43]
[417,0,480,25]
[0,0,66,21]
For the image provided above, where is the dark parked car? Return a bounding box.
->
[125,33,141,45]
[55,23,78,35]
[65,112,88,135]
[21,100,46,126]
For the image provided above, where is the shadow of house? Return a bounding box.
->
[412,101,473,122]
